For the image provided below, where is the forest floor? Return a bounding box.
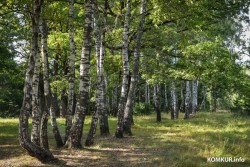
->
[0,111,249,167]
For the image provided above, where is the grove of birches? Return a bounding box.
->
[0,0,249,162]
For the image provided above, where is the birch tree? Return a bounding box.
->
[123,0,147,135]
[184,80,191,119]
[153,84,161,122]
[98,0,109,136]
[65,0,94,148]
[115,0,131,138]
[19,0,56,162]
[192,80,198,114]
[170,80,178,119]
[40,20,63,148]
[65,0,76,143]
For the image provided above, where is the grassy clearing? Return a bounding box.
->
[0,111,249,167]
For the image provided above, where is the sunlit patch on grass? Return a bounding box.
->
[0,111,250,166]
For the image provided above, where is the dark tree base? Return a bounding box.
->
[85,138,94,147]
[115,130,123,138]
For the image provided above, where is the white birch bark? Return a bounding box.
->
[192,80,198,114]
[115,0,131,138]
[171,80,178,119]
[19,0,56,162]
[65,0,94,148]
[184,80,191,119]
[65,0,76,143]
[123,0,147,134]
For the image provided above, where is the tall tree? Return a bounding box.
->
[184,80,191,119]
[170,80,178,119]
[115,0,131,138]
[192,80,198,114]
[98,0,109,136]
[164,83,168,113]
[153,84,161,122]
[19,0,56,162]
[65,0,76,144]
[40,20,63,148]
[65,0,94,148]
[123,0,147,135]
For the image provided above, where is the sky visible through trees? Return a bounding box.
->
[0,0,249,165]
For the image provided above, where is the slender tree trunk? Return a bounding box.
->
[65,0,76,144]
[85,15,102,146]
[153,84,161,122]
[115,0,131,138]
[19,0,56,162]
[60,89,67,117]
[51,54,61,118]
[99,0,109,136]
[31,7,42,147]
[123,0,147,135]
[212,89,217,112]
[65,0,94,148]
[184,81,191,119]
[192,80,198,114]
[40,20,49,149]
[171,81,178,119]
[179,82,185,113]
[164,84,168,113]
[40,20,63,148]
[199,86,207,110]
[112,83,118,116]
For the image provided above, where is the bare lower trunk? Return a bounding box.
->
[123,0,147,135]
[184,81,191,119]
[179,82,185,113]
[116,0,131,138]
[31,28,41,146]
[199,86,207,110]
[65,0,93,148]
[171,81,178,119]
[40,20,63,148]
[154,84,161,122]
[111,83,118,116]
[60,89,67,118]
[192,80,198,114]
[65,0,76,144]
[86,14,103,146]
[99,0,109,136]
[145,80,150,104]
[164,84,168,113]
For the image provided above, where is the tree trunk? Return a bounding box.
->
[212,89,217,112]
[19,0,56,162]
[115,0,131,138]
[40,20,49,149]
[65,0,94,148]
[60,89,67,118]
[154,84,161,122]
[123,0,147,135]
[99,0,109,136]
[40,20,63,148]
[184,81,191,119]
[164,83,168,113]
[112,83,118,116]
[199,86,207,111]
[171,80,178,119]
[30,4,42,147]
[192,80,198,114]
[179,82,185,113]
[85,14,103,146]
[65,0,76,144]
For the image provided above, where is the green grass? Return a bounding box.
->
[0,111,249,166]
